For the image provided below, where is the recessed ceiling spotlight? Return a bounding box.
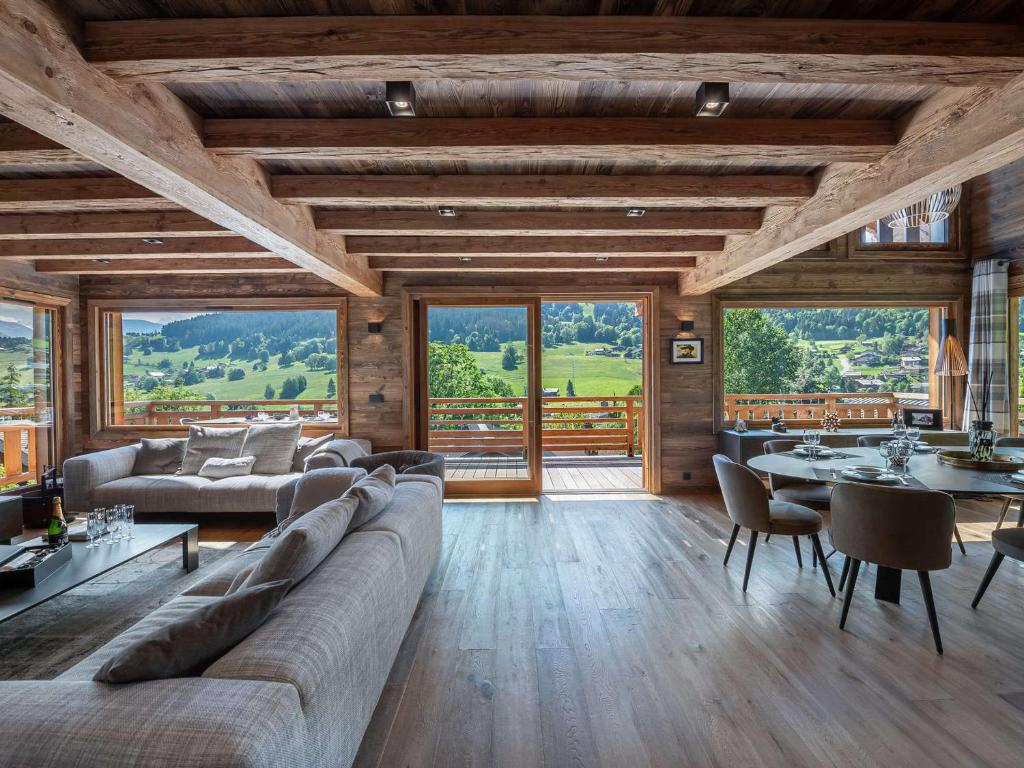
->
[142,237,165,245]
[385,81,416,117]
[595,256,609,263]
[626,208,646,218]
[438,207,457,217]
[458,256,472,263]
[95,258,113,264]
[695,82,730,117]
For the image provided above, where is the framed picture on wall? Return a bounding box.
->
[903,408,944,431]
[671,337,704,364]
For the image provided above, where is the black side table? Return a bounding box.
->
[0,496,23,544]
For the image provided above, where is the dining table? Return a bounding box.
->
[747,444,1024,605]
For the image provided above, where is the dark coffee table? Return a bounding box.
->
[0,523,198,624]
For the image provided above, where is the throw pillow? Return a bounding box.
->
[93,579,291,684]
[242,496,358,590]
[344,464,396,531]
[282,467,367,527]
[292,433,335,472]
[179,426,246,475]
[198,455,256,480]
[241,422,303,475]
[132,438,186,475]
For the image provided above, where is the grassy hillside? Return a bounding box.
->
[470,341,641,397]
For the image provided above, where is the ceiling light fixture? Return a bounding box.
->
[142,237,165,245]
[595,256,609,263]
[884,186,961,230]
[438,207,457,217]
[385,81,416,117]
[458,256,472,263]
[695,82,730,117]
[626,208,646,218]
[95,258,112,264]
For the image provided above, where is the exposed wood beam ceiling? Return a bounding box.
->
[0,178,171,211]
[0,211,230,239]
[345,236,718,258]
[0,236,265,259]
[35,257,302,274]
[204,117,898,163]
[316,211,760,237]
[83,16,1024,87]
[681,77,1024,294]
[0,122,83,165]
[0,1,381,296]
[367,256,697,272]
[275,174,815,209]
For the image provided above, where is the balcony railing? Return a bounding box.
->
[0,406,42,488]
[428,395,644,456]
[724,392,929,427]
[118,399,338,425]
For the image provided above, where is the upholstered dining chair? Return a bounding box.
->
[712,454,835,596]
[762,439,832,567]
[992,436,1024,529]
[971,527,1024,609]
[830,482,955,654]
[856,435,889,448]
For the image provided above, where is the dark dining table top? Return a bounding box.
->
[747,446,1024,496]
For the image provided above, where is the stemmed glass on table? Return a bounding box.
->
[86,510,101,548]
[802,428,822,460]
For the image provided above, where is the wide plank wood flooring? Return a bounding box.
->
[354,493,1024,768]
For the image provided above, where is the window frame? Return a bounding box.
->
[88,297,348,440]
[713,296,963,432]
[1007,270,1024,436]
[849,204,965,259]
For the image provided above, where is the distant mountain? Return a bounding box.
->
[123,319,164,335]
[0,320,31,339]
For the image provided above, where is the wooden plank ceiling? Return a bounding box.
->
[1,1,1023,292]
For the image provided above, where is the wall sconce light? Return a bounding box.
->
[385,81,416,117]
[679,320,695,332]
[369,392,385,403]
[367,322,383,334]
[437,207,457,217]
[695,82,730,117]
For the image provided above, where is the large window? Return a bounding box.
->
[860,217,950,246]
[94,299,345,431]
[720,304,949,426]
[0,297,60,489]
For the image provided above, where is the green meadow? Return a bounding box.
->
[471,341,642,397]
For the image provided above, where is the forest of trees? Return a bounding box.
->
[763,307,928,341]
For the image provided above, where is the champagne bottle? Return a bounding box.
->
[47,498,68,547]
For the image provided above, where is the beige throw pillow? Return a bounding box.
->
[241,422,303,475]
[198,455,256,480]
[179,426,246,475]
[343,464,397,531]
[93,579,291,684]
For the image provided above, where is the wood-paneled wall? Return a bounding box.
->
[972,157,1024,262]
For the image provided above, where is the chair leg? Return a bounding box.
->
[723,524,740,566]
[742,531,759,592]
[953,524,966,555]
[838,556,851,592]
[765,532,771,544]
[810,534,835,597]
[918,571,943,655]
[812,546,818,568]
[839,559,861,630]
[996,498,1012,530]
[1017,502,1024,527]
[971,552,1006,609]
[792,536,803,568]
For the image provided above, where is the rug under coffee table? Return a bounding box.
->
[0,523,198,625]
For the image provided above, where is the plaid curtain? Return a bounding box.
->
[963,259,1010,432]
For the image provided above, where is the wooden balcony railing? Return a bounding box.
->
[118,399,339,426]
[0,406,42,487]
[724,392,928,427]
[428,395,644,456]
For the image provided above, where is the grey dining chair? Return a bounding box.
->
[856,435,889,448]
[712,454,835,596]
[830,482,955,654]
[972,527,1024,609]
[763,439,832,567]
[993,436,1024,529]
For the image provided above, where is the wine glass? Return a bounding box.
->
[878,440,894,469]
[895,438,915,473]
[105,507,120,543]
[907,425,921,444]
[86,511,99,548]
[892,420,908,439]
[806,429,822,460]
[124,505,135,540]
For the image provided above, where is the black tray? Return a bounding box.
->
[0,543,72,588]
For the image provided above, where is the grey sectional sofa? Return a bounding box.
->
[0,472,443,767]
[63,438,371,516]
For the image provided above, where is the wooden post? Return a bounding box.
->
[626,398,635,456]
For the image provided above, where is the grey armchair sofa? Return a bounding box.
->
[63,438,371,516]
[0,472,443,768]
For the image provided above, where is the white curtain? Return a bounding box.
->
[963,259,1010,433]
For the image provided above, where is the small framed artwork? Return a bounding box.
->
[903,408,944,431]
[671,337,704,364]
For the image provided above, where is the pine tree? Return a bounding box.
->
[0,364,25,407]
[264,384,275,400]
[501,343,518,371]
[566,378,576,397]
[326,378,336,398]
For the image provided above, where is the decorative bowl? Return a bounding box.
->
[936,450,1024,472]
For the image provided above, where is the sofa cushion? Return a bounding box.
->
[132,438,186,475]
[283,467,367,526]
[303,438,370,470]
[183,547,268,597]
[242,496,358,590]
[242,422,303,475]
[180,426,246,475]
[94,474,212,513]
[198,455,256,480]
[93,580,291,684]
[198,473,303,513]
[292,433,335,472]
[344,464,396,531]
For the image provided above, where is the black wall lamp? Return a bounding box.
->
[385,81,416,117]
[367,322,383,334]
[695,82,730,117]
[679,320,695,332]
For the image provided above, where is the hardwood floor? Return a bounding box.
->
[354,493,1024,768]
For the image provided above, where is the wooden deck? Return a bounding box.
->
[442,454,644,491]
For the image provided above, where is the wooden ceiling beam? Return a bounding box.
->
[346,236,717,258]
[35,257,301,274]
[84,16,1024,86]
[317,211,758,237]
[204,117,897,164]
[680,78,1024,294]
[0,178,174,212]
[0,123,82,165]
[0,1,381,296]
[0,211,230,239]
[277,174,815,209]
[0,236,265,259]
[370,256,696,272]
